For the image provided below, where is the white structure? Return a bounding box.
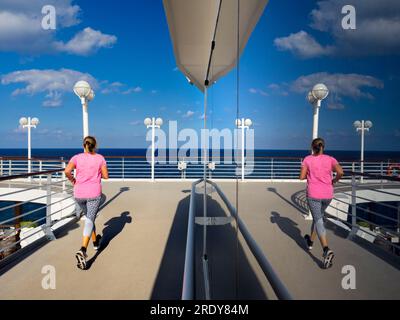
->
[307,83,329,139]
[19,117,39,175]
[236,118,252,181]
[354,120,373,182]
[144,117,163,182]
[73,81,95,139]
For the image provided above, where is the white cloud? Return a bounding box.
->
[274,31,333,58]
[101,81,125,94]
[274,0,400,58]
[55,27,117,56]
[122,86,143,94]
[248,88,268,96]
[290,72,384,109]
[1,68,98,107]
[0,0,116,56]
[182,110,195,118]
[129,120,141,126]
[291,72,383,99]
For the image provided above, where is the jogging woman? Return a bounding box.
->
[65,136,109,270]
[300,138,343,269]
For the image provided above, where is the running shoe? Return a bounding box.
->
[323,249,334,269]
[304,234,313,251]
[75,249,87,270]
[93,235,102,251]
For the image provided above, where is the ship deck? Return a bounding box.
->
[0,181,399,299]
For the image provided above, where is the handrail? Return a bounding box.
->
[182,179,202,300]
[3,155,399,162]
[0,169,64,182]
[343,170,400,182]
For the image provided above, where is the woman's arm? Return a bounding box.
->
[332,163,344,184]
[299,165,308,180]
[101,164,109,179]
[64,161,76,185]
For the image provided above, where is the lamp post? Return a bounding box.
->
[144,117,163,181]
[307,83,329,140]
[73,81,94,139]
[236,118,252,182]
[354,120,373,183]
[19,117,39,175]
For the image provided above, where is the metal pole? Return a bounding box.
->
[82,98,89,138]
[62,159,66,193]
[27,117,31,175]
[203,87,208,257]
[151,117,155,182]
[45,174,56,240]
[39,160,42,185]
[271,158,273,180]
[360,120,365,183]
[241,118,245,182]
[312,101,320,139]
[349,174,357,238]
[122,157,125,181]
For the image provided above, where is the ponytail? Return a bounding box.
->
[83,136,97,153]
[312,138,325,154]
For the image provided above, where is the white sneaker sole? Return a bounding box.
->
[75,251,87,270]
[323,251,334,269]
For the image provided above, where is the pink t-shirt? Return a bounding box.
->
[70,153,107,199]
[302,154,338,199]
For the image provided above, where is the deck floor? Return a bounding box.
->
[0,181,399,299]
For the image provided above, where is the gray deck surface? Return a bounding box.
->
[0,181,399,299]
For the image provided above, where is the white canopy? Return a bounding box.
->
[163,0,269,92]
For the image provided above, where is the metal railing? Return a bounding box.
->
[1,156,398,181]
[182,179,292,300]
[327,171,400,255]
[104,157,398,180]
[0,169,77,262]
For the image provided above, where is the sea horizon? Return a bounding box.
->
[1,148,400,162]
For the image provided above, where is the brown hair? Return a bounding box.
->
[312,138,325,154]
[83,136,97,153]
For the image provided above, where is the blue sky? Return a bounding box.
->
[0,0,399,151]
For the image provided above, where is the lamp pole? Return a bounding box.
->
[144,117,163,181]
[236,118,252,182]
[308,84,329,140]
[73,81,94,139]
[19,117,39,175]
[354,120,373,183]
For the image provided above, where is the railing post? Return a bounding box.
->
[62,160,66,193]
[348,174,357,239]
[45,174,56,241]
[122,157,125,181]
[39,160,42,185]
[0,159,3,176]
[271,158,274,180]
[380,161,384,188]
[9,160,11,176]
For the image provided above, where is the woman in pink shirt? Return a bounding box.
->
[300,138,343,269]
[65,136,109,270]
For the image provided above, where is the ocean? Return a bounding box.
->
[1,148,400,161]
